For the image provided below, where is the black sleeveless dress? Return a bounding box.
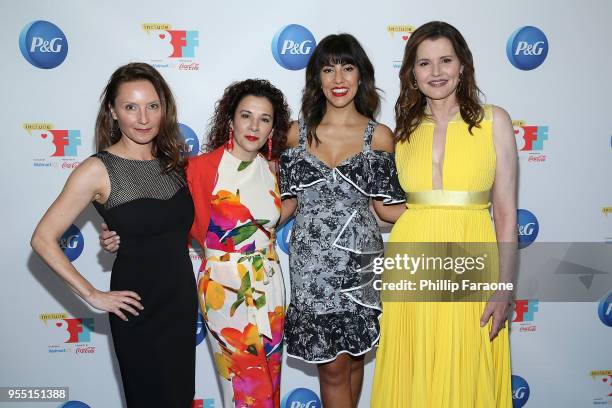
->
[92,151,197,407]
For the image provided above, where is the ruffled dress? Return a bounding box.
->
[279,119,405,362]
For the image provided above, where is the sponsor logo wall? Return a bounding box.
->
[3,2,611,407]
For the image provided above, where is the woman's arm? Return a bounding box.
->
[279,198,297,227]
[285,121,300,149]
[31,158,142,320]
[480,105,518,340]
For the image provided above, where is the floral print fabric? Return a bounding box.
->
[198,150,285,408]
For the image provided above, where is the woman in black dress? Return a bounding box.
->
[31,62,197,407]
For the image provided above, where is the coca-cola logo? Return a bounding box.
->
[179,62,200,71]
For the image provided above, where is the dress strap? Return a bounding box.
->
[363,120,377,152]
[298,118,307,148]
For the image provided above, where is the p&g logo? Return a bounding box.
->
[60,224,84,262]
[271,24,316,70]
[598,291,612,327]
[60,402,92,408]
[19,20,68,69]
[196,312,207,345]
[179,123,200,157]
[517,209,539,249]
[281,388,321,408]
[276,217,294,255]
[511,375,530,408]
[506,26,548,70]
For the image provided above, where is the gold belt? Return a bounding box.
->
[407,190,491,209]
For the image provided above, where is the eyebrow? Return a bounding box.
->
[240,109,272,117]
[119,99,160,105]
[416,55,454,62]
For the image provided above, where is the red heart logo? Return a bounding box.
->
[41,133,48,139]
[402,35,409,41]
[55,322,62,327]
[159,34,165,39]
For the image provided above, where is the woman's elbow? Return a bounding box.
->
[30,228,52,254]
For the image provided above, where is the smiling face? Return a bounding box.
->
[413,37,464,102]
[110,80,162,146]
[320,62,360,109]
[229,95,274,161]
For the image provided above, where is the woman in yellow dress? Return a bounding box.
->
[372,21,517,407]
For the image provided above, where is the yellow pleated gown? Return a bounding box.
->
[371,106,512,408]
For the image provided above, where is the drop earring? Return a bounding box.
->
[227,127,234,151]
[267,136,273,161]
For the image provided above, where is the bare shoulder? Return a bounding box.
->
[286,121,300,148]
[371,123,395,153]
[60,156,109,201]
[489,105,517,154]
[491,105,512,126]
[70,156,107,180]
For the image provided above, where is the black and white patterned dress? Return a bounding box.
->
[279,120,405,362]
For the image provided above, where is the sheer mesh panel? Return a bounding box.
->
[93,151,186,210]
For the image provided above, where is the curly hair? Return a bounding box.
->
[395,21,484,142]
[95,62,186,173]
[206,79,290,160]
[301,33,381,146]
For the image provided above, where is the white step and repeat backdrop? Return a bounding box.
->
[1,1,611,407]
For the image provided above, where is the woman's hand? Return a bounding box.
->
[85,289,143,321]
[100,223,120,253]
[480,293,513,341]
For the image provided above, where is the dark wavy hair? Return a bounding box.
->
[302,33,380,146]
[95,62,186,173]
[395,21,484,142]
[206,79,290,160]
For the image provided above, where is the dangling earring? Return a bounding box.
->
[111,118,120,138]
[227,127,234,151]
[267,135,273,161]
[410,78,419,90]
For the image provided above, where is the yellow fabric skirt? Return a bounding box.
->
[371,207,512,408]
